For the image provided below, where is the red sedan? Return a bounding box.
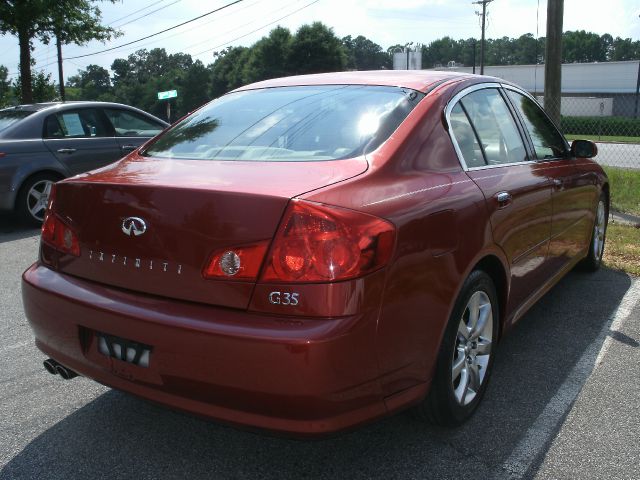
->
[22,71,608,436]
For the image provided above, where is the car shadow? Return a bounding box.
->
[0,214,39,242]
[0,269,632,480]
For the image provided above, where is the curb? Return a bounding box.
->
[610,210,640,228]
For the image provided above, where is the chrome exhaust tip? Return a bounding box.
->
[43,358,59,375]
[55,364,78,380]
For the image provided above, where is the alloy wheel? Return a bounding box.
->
[452,290,493,406]
[26,179,53,222]
[593,200,606,261]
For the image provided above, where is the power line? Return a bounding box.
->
[64,0,244,60]
[115,0,183,29]
[71,0,266,61]
[108,0,173,26]
[29,0,182,64]
[182,0,303,54]
[193,0,319,57]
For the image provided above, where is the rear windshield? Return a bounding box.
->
[142,85,424,161]
[0,110,34,132]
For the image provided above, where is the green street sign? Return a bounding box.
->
[157,89,178,100]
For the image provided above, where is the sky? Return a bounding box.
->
[1,0,639,82]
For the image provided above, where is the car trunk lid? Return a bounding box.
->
[48,155,367,309]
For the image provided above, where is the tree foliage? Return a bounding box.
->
[342,35,391,70]
[288,22,346,74]
[0,0,118,103]
[4,23,636,120]
[420,30,638,68]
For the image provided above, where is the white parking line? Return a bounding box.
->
[492,279,640,480]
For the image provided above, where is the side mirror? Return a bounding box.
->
[570,139,598,159]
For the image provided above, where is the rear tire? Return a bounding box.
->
[415,270,498,426]
[580,192,607,272]
[15,173,59,227]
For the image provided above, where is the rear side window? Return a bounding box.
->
[449,104,485,168]
[104,108,164,137]
[143,85,424,161]
[506,90,568,160]
[459,89,528,166]
[0,110,34,132]
[44,109,110,138]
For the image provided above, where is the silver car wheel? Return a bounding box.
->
[26,179,53,222]
[593,200,606,261]
[452,290,493,406]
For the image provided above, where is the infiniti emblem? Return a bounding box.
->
[121,217,147,237]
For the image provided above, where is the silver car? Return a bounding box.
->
[0,101,168,224]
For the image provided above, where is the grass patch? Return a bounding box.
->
[602,166,640,217]
[604,223,640,277]
[565,134,640,144]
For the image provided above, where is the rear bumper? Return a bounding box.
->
[22,263,394,436]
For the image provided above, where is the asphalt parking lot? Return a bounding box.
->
[1,214,639,480]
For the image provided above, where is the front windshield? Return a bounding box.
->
[143,85,424,162]
[0,110,34,132]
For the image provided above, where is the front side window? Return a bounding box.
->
[104,108,164,137]
[44,109,110,138]
[459,89,528,166]
[506,90,568,160]
[142,85,424,161]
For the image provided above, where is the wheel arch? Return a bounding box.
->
[471,254,509,340]
[15,169,66,209]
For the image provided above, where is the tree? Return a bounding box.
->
[514,34,538,64]
[13,70,57,103]
[563,30,607,62]
[67,64,112,100]
[242,27,293,84]
[288,22,346,74]
[0,65,13,107]
[342,35,391,70]
[610,37,640,61]
[177,60,211,115]
[210,46,250,98]
[0,0,118,104]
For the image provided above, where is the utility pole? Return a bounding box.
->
[473,0,493,75]
[544,0,564,125]
[56,35,65,102]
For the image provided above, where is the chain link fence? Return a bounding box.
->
[539,94,640,170]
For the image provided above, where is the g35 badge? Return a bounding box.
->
[269,291,300,306]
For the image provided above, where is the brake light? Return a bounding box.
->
[41,201,80,257]
[203,241,269,280]
[260,200,395,283]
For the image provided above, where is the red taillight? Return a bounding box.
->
[202,241,269,280]
[41,192,80,257]
[260,200,395,283]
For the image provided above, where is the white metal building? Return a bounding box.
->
[431,61,640,116]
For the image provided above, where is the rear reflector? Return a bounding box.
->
[202,241,270,280]
[41,214,80,256]
[260,200,395,283]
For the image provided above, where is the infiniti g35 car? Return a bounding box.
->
[22,71,608,435]
[0,101,167,224]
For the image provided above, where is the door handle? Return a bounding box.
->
[56,148,76,154]
[121,145,137,152]
[496,191,512,208]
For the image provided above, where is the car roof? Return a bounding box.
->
[0,101,164,115]
[233,70,484,94]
